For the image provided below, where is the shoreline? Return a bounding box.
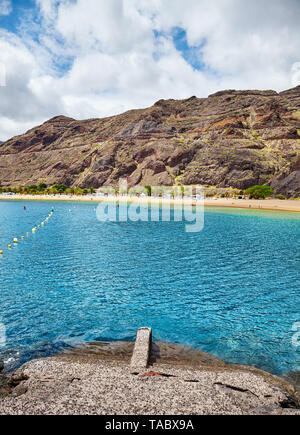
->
[1,194,300,213]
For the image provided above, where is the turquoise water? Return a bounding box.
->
[0,200,299,375]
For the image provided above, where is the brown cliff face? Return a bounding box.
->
[0,86,300,197]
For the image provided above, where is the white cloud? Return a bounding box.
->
[0,30,61,135]
[0,0,299,140]
[291,62,300,87]
[0,0,12,16]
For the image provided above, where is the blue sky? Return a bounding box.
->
[0,2,209,75]
[0,0,299,140]
[172,28,206,72]
[0,0,36,33]
[153,28,206,72]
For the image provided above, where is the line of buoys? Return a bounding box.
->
[0,209,54,255]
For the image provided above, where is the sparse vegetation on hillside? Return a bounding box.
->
[245,185,274,199]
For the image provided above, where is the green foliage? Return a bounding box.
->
[37,183,47,191]
[245,185,274,199]
[25,185,38,194]
[23,183,47,194]
[221,192,230,198]
[52,184,67,193]
[0,184,97,197]
[74,188,84,195]
[145,185,152,196]
[276,195,286,200]
[0,186,12,193]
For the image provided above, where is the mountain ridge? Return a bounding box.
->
[0,85,300,197]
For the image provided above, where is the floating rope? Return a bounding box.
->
[0,209,54,255]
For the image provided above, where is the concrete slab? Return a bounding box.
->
[130,327,152,371]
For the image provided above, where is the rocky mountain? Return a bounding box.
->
[0,86,300,197]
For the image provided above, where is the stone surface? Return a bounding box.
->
[0,86,300,197]
[0,341,299,415]
[131,327,152,371]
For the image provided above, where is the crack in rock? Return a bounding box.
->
[214,382,259,398]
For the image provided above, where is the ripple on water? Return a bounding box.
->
[0,200,299,375]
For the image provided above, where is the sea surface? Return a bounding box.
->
[0,199,299,375]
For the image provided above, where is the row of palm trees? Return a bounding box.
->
[0,184,96,196]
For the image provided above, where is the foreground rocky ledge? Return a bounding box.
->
[0,341,299,415]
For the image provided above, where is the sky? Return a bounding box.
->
[0,0,299,141]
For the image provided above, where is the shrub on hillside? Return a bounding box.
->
[245,185,274,199]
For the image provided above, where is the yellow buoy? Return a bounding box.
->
[0,251,3,255]
[8,245,11,249]
[26,232,29,235]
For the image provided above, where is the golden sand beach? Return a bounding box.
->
[1,194,300,213]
